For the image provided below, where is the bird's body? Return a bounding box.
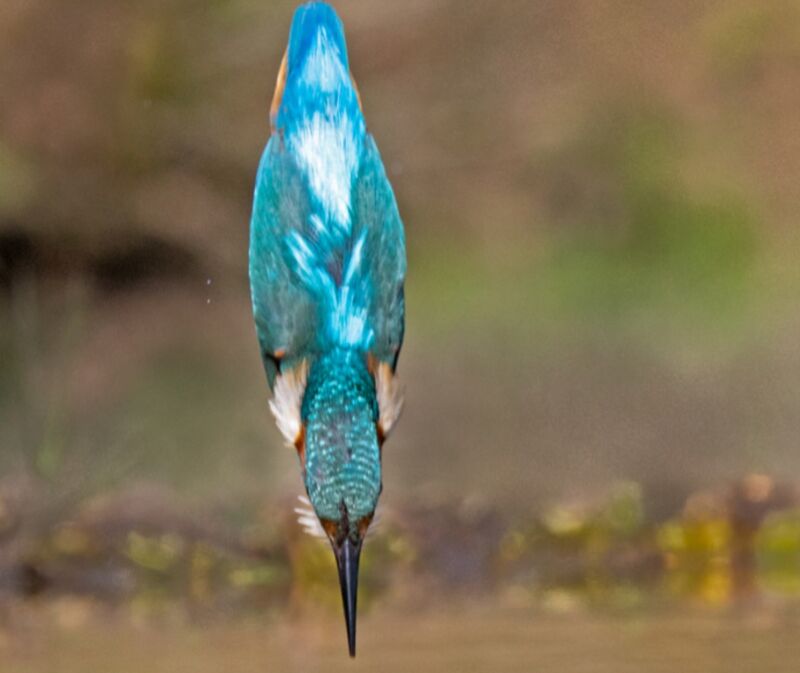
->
[248,1,406,656]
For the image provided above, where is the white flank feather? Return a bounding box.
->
[375,362,404,438]
[269,361,308,446]
[295,496,326,538]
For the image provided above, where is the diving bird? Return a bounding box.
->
[248,1,406,657]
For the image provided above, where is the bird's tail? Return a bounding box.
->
[271,2,362,130]
[274,3,372,352]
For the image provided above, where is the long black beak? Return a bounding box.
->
[335,537,362,657]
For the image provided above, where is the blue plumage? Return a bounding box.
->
[248,1,406,656]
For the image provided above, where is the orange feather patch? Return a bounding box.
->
[270,50,288,131]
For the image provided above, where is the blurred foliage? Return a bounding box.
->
[757,510,800,596]
[544,105,757,321]
[705,1,800,83]
[0,476,799,623]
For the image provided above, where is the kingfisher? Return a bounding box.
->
[248,2,406,657]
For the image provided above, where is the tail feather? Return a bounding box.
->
[275,3,372,353]
[286,2,350,76]
[266,2,380,355]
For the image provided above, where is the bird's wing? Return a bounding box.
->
[249,131,406,388]
[352,135,406,370]
[249,136,319,388]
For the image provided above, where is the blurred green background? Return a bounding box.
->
[2,1,800,671]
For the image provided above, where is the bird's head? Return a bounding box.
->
[317,502,372,659]
[299,349,382,656]
[270,352,402,657]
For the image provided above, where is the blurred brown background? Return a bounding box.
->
[2,1,800,671]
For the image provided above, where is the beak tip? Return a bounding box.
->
[336,537,362,659]
[346,600,356,658]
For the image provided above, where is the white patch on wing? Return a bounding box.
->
[342,231,365,285]
[374,361,404,437]
[286,230,316,280]
[331,287,368,345]
[331,231,372,347]
[269,361,308,446]
[291,111,359,228]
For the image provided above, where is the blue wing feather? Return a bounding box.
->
[351,136,406,367]
[249,6,405,386]
[249,138,317,384]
